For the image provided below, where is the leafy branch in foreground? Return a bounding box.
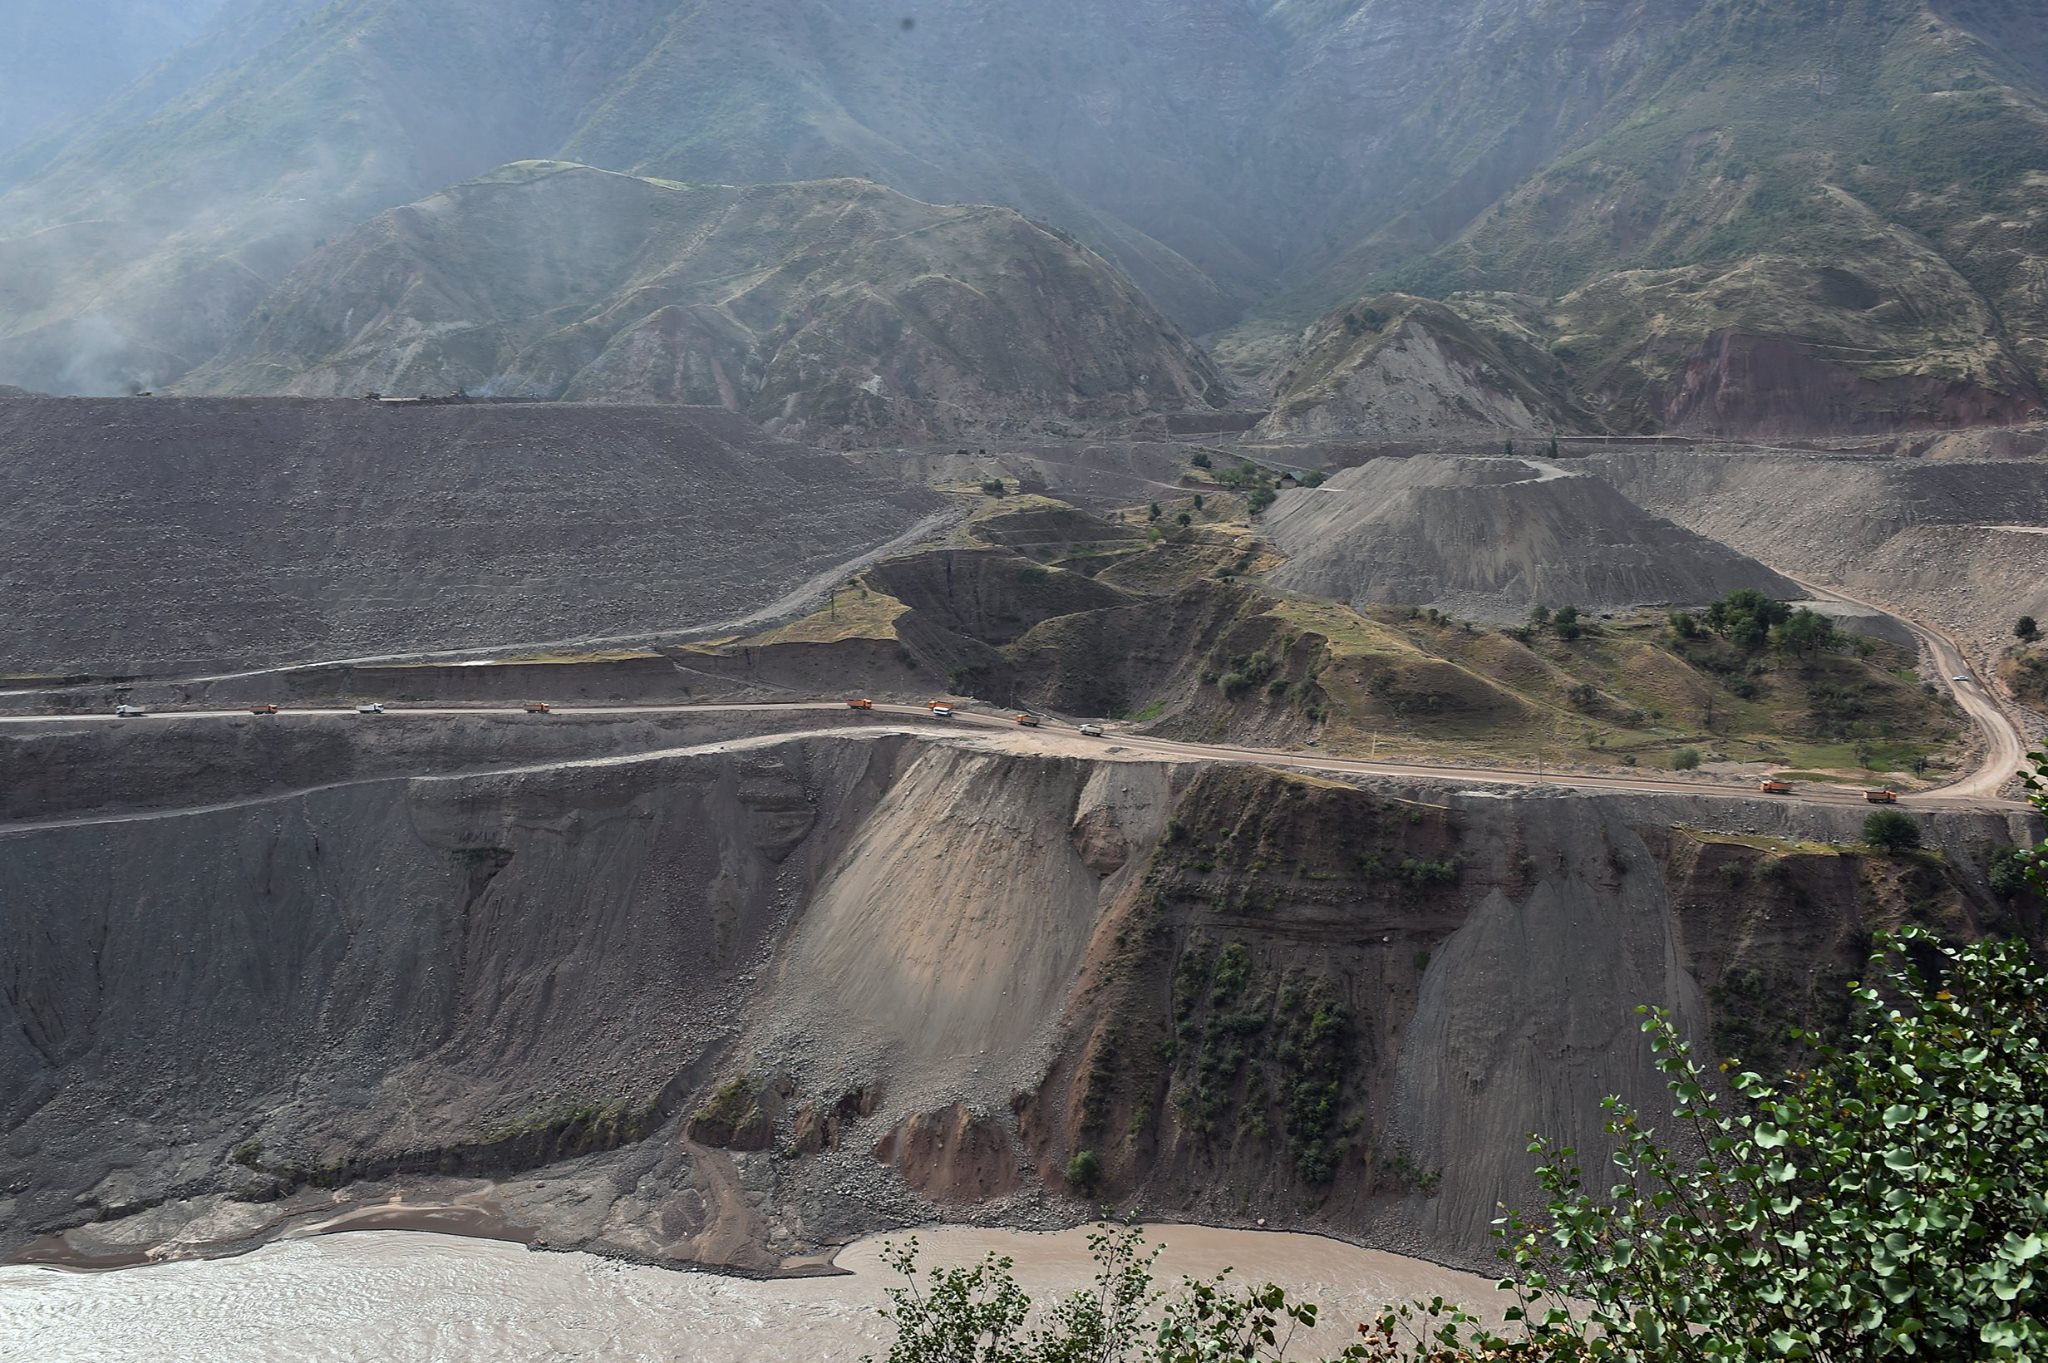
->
[871,752,2048,1361]
[867,1219,1329,1363]
[1379,928,2046,1361]
[869,929,2045,1362]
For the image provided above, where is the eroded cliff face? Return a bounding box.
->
[0,730,2032,1271]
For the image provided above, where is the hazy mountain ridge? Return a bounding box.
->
[0,0,234,157]
[182,163,1228,441]
[1270,0,2048,434]
[3,0,2047,436]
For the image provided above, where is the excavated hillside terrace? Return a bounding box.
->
[0,397,947,677]
[1,725,2036,1275]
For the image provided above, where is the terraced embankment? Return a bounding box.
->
[0,396,944,676]
[1591,448,2048,662]
[3,723,2035,1274]
[1261,456,1798,622]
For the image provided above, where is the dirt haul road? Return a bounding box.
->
[1782,573,2029,802]
[0,699,2024,826]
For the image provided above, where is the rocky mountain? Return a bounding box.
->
[3,0,2047,436]
[1258,294,1592,438]
[0,0,1262,396]
[1269,0,2048,435]
[179,163,1226,440]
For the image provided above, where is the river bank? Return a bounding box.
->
[0,1223,1495,1362]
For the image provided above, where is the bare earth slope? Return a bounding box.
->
[1592,448,2048,661]
[1262,455,1798,622]
[179,164,1228,444]
[0,396,941,675]
[0,725,2030,1272]
[1257,295,1593,439]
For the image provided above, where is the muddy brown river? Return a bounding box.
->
[0,1225,1494,1362]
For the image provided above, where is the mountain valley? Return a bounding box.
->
[2,3,2047,1356]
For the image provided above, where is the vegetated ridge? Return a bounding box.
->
[1267,0,2048,435]
[181,163,1228,443]
[678,491,1965,782]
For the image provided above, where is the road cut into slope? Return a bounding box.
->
[3,723,2033,1279]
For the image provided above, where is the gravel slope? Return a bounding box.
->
[1262,455,1797,622]
[0,396,940,674]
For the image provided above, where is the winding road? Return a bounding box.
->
[0,685,2026,837]
[1,543,2034,822]
[1781,573,2029,803]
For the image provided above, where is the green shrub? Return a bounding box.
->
[1671,747,1702,770]
[1367,931,2048,1361]
[1063,1148,1101,1195]
[1863,808,1922,853]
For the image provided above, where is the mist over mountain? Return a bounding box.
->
[182,163,1228,442]
[0,0,232,156]
[2,0,2046,435]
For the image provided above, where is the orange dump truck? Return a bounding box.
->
[1865,788,1899,804]
[249,704,280,715]
[1015,714,1040,727]
[1758,778,1792,794]
[524,701,551,714]
[847,698,874,710]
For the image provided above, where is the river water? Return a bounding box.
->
[0,1224,1493,1362]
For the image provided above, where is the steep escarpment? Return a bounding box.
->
[0,731,921,1265]
[180,164,1231,443]
[3,728,2033,1270]
[1021,770,2033,1257]
[1261,456,1798,623]
[0,397,942,674]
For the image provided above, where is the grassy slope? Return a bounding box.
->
[712,484,1966,782]
[1263,601,1963,779]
